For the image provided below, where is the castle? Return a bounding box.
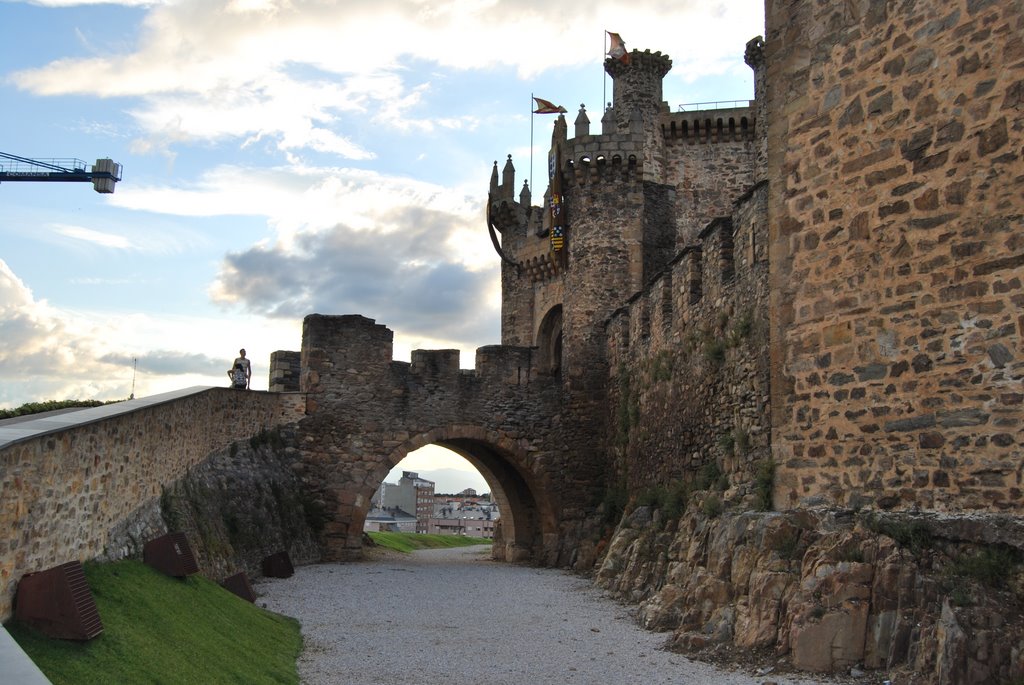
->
[1,0,1021,681]
[484,3,1022,517]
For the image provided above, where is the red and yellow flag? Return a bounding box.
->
[607,31,630,64]
[533,97,567,114]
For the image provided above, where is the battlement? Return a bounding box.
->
[561,152,643,186]
[489,155,532,235]
[661,106,756,143]
[297,314,549,392]
[606,180,768,361]
[604,50,673,133]
[604,49,673,80]
[475,345,535,385]
[410,349,460,377]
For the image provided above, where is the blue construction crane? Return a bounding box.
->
[0,152,122,193]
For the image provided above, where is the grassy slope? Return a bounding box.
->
[367,531,492,554]
[6,560,301,685]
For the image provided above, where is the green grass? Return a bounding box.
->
[367,532,492,554]
[6,560,301,685]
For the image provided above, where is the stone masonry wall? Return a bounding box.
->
[766,0,1024,511]
[662,108,759,246]
[605,183,770,494]
[0,388,302,621]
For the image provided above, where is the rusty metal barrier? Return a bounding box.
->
[143,532,199,578]
[221,572,256,603]
[261,551,294,578]
[15,560,103,640]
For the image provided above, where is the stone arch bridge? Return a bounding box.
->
[287,314,605,566]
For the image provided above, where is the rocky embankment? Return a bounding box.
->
[147,427,322,581]
[595,502,1024,685]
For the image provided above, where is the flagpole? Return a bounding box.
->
[530,92,534,198]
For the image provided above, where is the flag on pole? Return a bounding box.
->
[607,31,630,64]
[533,97,567,114]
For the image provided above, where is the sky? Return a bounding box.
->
[1,0,764,492]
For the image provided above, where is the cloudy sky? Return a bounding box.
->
[1,0,763,490]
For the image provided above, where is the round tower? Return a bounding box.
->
[605,50,673,182]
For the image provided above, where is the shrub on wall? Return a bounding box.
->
[754,459,775,511]
[0,399,113,420]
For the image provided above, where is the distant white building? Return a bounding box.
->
[363,507,417,533]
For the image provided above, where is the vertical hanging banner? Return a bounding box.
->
[531,95,567,204]
[549,146,565,252]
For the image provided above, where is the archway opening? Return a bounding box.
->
[368,445,497,538]
[355,428,556,564]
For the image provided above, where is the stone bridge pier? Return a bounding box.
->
[292,314,604,566]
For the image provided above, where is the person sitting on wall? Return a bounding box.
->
[227,348,251,389]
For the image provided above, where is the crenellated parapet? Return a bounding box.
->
[605,180,768,365]
[409,349,461,378]
[475,345,536,385]
[561,152,643,187]
[662,107,756,143]
[604,49,673,132]
[298,314,547,391]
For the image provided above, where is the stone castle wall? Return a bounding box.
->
[662,107,759,245]
[604,182,771,492]
[766,0,1024,511]
[0,388,303,620]
[294,314,597,566]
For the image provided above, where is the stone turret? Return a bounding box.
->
[574,104,590,138]
[605,49,673,182]
[501,155,515,200]
[605,50,672,126]
[744,35,767,181]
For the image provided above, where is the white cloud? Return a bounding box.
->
[0,257,302,408]
[51,223,136,249]
[8,1,763,156]
[110,161,491,267]
[17,0,164,6]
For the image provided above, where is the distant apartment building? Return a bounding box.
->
[428,494,499,538]
[371,471,435,533]
[427,516,495,538]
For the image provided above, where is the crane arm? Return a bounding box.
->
[0,153,122,193]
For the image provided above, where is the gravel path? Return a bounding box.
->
[256,546,837,685]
